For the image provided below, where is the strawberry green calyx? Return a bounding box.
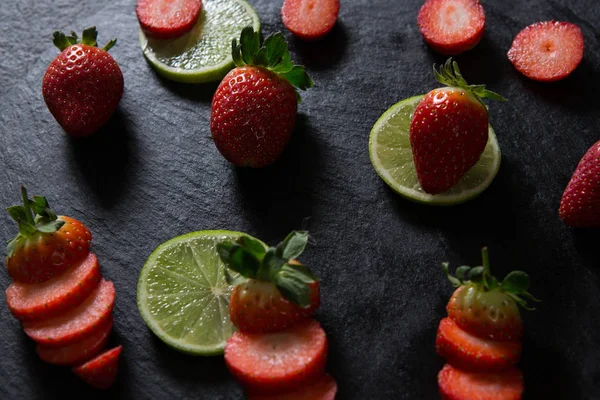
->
[232,27,313,102]
[442,247,540,310]
[217,231,317,307]
[52,26,117,52]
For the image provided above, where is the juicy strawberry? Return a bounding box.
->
[247,374,337,400]
[438,363,524,400]
[24,280,115,347]
[42,27,123,137]
[6,252,101,321]
[281,0,340,41]
[417,0,485,55]
[225,319,328,393]
[559,140,600,227]
[211,27,313,168]
[37,316,112,366]
[73,345,122,389]
[436,317,521,372]
[508,21,584,82]
[136,0,202,39]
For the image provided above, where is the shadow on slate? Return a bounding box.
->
[573,229,600,271]
[158,79,221,104]
[291,22,349,70]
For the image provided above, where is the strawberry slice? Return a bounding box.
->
[247,374,337,400]
[136,0,202,39]
[417,0,486,55]
[6,252,101,321]
[73,345,122,389]
[436,318,521,372]
[438,363,524,400]
[23,280,115,347]
[225,319,328,393]
[37,316,112,366]
[281,0,340,41]
[508,21,584,82]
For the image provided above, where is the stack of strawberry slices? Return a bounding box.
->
[217,231,337,399]
[435,248,538,400]
[4,187,121,389]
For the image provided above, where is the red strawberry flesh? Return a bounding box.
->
[247,374,337,400]
[136,0,202,39]
[281,0,340,41]
[73,345,122,389]
[438,363,524,400]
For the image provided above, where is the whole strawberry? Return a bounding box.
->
[42,27,123,137]
[211,27,313,168]
[559,140,600,228]
[410,59,506,194]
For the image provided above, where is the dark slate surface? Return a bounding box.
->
[0,0,599,399]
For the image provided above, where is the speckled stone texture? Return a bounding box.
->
[0,0,599,399]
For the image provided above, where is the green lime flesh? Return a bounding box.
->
[368,95,501,206]
[137,230,264,355]
[139,0,261,83]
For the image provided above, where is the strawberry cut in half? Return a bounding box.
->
[6,252,101,321]
[247,374,337,400]
[438,363,524,400]
[73,345,122,389]
[559,140,600,228]
[417,0,486,55]
[508,21,584,82]
[281,0,340,41]
[136,0,202,39]
[225,319,328,394]
[24,279,115,347]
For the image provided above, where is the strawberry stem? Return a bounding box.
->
[481,246,490,290]
[20,186,34,225]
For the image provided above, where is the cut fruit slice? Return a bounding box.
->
[281,0,340,41]
[438,363,524,400]
[37,317,113,366]
[225,319,328,393]
[137,230,265,355]
[137,0,203,40]
[369,95,501,205]
[139,0,260,83]
[24,280,115,347]
[247,374,337,400]
[73,345,122,389]
[6,252,101,321]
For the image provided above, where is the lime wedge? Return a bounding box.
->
[137,230,264,355]
[139,0,260,83]
[369,95,501,206]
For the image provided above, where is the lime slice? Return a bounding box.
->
[369,95,501,206]
[137,230,264,355]
[139,0,260,83]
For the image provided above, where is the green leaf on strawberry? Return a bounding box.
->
[52,26,116,53]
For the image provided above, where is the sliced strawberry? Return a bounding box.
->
[37,316,112,366]
[247,374,337,400]
[23,280,115,347]
[73,345,122,389]
[438,363,524,400]
[436,318,521,372]
[508,21,584,82]
[136,0,202,39]
[417,0,485,55]
[6,252,101,321]
[281,0,340,41]
[225,319,327,393]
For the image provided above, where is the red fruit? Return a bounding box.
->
[37,316,112,366]
[247,374,337,400]
[417,0,485,55]
[42,27,123,137]
[438,363,524,400]
[6,252,101,321]
[136,0,202,39]
[281,0,340,41]
[225,319,328,393]
[73,346,122,389]
[24,280,115,347]
[559,140,600,227]
[508,21,584,82]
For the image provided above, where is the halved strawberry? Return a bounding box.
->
[37,316,112,366]
[438,363,524,400]
[508,21,584,82]
[73,345,122,389]
[136,0,202,39]
[24,279,115,347]
[225,319,327,393]
[436,317,521,372]
[281,0,340,41]
[247,374,337,400]
[417,0,486,55]
[6,252,101,321]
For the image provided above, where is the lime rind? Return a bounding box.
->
[369,95,501,206]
